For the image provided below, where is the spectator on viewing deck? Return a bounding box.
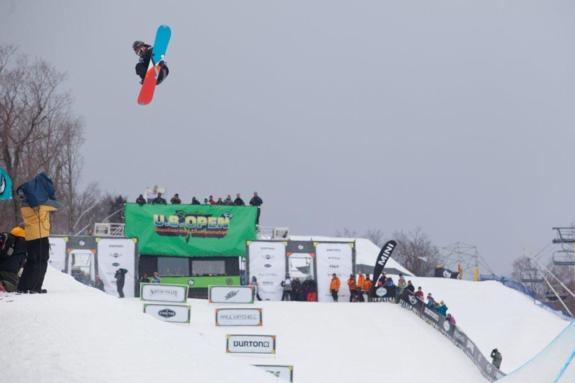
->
[234,194,245,206]
[249,276,262,301]
[152,193,167,204]
[152,271,161,283]
[491,349,503,369]
[437,300,448,316]
[249,192,263,207]
[115,268,128,298]
[191,197,201,205]
[329,273,341,302]
[170,193,181,204]
[446,313,456,326]
[405,280,415,294]
[223,194,233,205]
[347,274,357,302]
[281,275,292,301]
[136,194,146,205]
[208,195,216,205]
[216,197,223,205]
[415,286,424,300]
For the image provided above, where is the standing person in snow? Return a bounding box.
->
[17,176,59,294]
[437,300,448,316]
[491,348,503,369]
[281,275,292,301]
[356,272,366,302]
[151,271,161,283]
[362,275,373,301]
[329,273,341,302]
[291,277,303,301]
[136,194,146,205]
[170,193,181,204]
[249,276,262,301]
[446,313,456,327]
[133,40,169,85]
[347,274,357,302]
[415,286,424,301]
[115,268,128,298]
[234,194,245,206]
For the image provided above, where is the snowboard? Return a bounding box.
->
[137,25,172,105]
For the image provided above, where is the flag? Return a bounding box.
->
[372,240,397,284]
[0,168,13,200]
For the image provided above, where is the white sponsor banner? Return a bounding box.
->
[48,237,67,272]
[144,304,190,323]
[209,286,254,304]
[216,308,263,326]
[248,241,286,301]
[315,242,354,302]
[226,334,276,354]
[254,365,294,382]
[141,284,188,303]
[97,238,136,297]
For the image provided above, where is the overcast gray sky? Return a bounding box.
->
[2,0,575,274]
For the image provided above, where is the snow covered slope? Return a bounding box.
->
[406,277,571,373]
[2,267,485,383]
[498,321,575,382]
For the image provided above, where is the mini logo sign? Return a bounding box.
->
[442,320,451,333]
[408,295,418,305]
[216,308,263,326]
[141,284,188,303]
[209,286,254,304]
[226,334,276,354]
[253,365,294,382]
[443,270,452,278]
[143,304,190,323]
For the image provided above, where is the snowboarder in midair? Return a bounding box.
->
[133,41,169,85]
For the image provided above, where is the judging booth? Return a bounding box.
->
[124,203,258,298]
[247,240,355,302]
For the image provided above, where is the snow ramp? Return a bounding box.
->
[497,321,575,382]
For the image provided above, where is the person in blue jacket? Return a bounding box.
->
[437,300,448,316]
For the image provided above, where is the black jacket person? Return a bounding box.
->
[115,268,128,298]
[133,41,169,85]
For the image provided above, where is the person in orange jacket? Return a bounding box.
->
[356,272,366,302]
[363,275,373,301]
[347,274,357,302]
[329,273,341,302]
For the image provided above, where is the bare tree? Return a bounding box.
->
[0,45,85,232]
[392,228,443,276]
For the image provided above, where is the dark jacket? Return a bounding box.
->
[135,46,152,82]
[191,197,201,205]
[249,195,263,207]
[0,233,27,274]
[234,197,245,206]
[115,268,128,284]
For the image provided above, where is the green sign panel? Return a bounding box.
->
[124,203,257,257]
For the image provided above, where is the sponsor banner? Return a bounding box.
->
[226,334,276,354]
[97,238,136,298]
[434,267,459,279]
[124,203,258,257]
[248,241,287,301]
[209,286,254,304]
[374,285,396,299]
[253,365,294,382]
[144,304,191,323]
[141,283,189,303]
[422,306,441,325]
[48,237,67,273]
[315,242,354,302]
[215,308,263,326]
[372,240,397,285]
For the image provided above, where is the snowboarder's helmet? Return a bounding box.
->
[133,41,146,52]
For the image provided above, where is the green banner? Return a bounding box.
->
[124,203,257,257]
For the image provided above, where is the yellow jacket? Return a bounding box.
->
[21,205,57,240]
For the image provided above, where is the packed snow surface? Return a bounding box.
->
[1,265,572,382]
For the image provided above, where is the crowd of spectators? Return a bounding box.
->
[135,191,263,207]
